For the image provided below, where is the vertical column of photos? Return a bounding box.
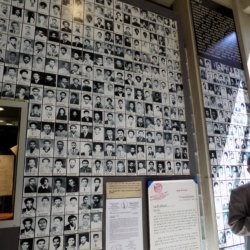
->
[199,57,249,248]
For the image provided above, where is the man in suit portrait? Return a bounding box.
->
[104,143,115,156]
[104,128,115,141]
[80,125,92,139]
[64,215,77,231]
[20,218,35,237]
[31,72,43,85]
[81,110,93,123]
[105,113,115,126]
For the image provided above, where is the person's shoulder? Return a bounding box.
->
[232,182,250,194]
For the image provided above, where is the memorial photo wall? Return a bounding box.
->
[0,0,190,249]
[191,0,250,248]
[199,57,249,248]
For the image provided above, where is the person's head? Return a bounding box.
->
[138,161,144,169]
[20,239,30,250]
[38,218,47,230]
[80,234,88,244]
[92,213,100,222]
[69,159,76,167]
[43,140,51,148]
[94,143,102,152]
[43,123,51,132]
[36,239,45,249]
[71,141,77,149]
[149,161,154,168]
[107,113,113,120]
[67,236,75,246]
[83,143,91,152]
[93,233,99,242]
[4,83,11,91]
[81,177,88,187]
[117,129,124,138]
[70,124,77,132]
[40,177,49,186]
[58,108,65,115]
[68,215,77,225]
[106,129,113,137]
[83,94,91,103]
[93,195,100,204]
[83,195,89,204]
[128,130,134,138]
[117,161,124,171]
[94,126,101,135]
[118,113,123,121]
[41,196,49,206]
[27,158,36,168]
[118,99,123,106]
[23,218,33,229]
[54,196,62,206]
[68,177,76,187]
[52,236,61,248]
[94,177,101,188]
[106,160,113,169]
[24,197,34,209]
[70,196,77,205]
[95,160,101,168]
[55,159,63,169]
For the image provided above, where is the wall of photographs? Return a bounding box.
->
[201,60,249,248]
[0,0,190,249]
[200,58,249,249]
[191,0,250,248]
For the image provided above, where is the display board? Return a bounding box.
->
[0,155,14,196]
[191,0,249,248]
[0,0,193,248]
[106,181,143,250]
[148,180,201,250]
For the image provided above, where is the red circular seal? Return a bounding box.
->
[154,183,162,193]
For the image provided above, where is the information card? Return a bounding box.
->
[0,155,14,196]
[148,180,201,250]
[106,181,143,250]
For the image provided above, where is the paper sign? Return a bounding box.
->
[0,155,14,196]
[106,181,142,199]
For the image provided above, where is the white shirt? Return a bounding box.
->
[79,242,90,250]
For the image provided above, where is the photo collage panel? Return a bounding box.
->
[0,0,190,249]
[199,56,249,248]
[21,176,103,250]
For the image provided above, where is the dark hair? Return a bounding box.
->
[68,215,77,221]
[53,236,61,242]
[54,196,62,201]
[38,218,47,224]
[94,177,101,183]
[36,239,45,245]
[23,218,33,224]
[24,197,34,204]
[40,177,49,185]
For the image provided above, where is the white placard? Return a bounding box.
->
[148,180,201,250]
[106,198,143,250]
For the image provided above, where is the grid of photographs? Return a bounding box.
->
[0,0,190,179]
[0,0,190,248]
[199,57,250,249]
[21,176,103,249]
